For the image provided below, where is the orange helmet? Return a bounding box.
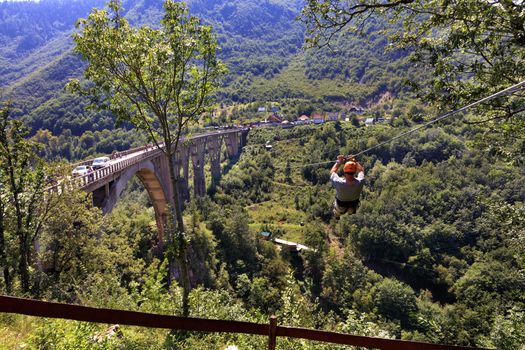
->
[344,161,358,174]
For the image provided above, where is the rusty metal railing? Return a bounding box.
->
[0,295,492,350]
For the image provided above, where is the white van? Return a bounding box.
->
[92,156,110,169]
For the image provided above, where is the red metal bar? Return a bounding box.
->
[277,326,491,350]
[0,295,268,335]
[268,315,277,350]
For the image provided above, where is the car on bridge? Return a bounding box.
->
[92,156,110,169]
[71,165,92,177]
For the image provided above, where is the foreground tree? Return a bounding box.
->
[68,0,226,316]
[0,102,48,294]
[300,0,525,159]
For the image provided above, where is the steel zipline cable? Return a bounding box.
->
[289,80,525,169]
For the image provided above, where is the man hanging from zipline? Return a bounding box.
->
[330,155,365,219]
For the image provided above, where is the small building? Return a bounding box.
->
[257,107,266,113]
[281,120,293,129]
[350,106,366,115]
[271,105,280,113]
[312,113,325,125]
[259,231,272,239]
[327,112,339,122]
[296,115,310,125]
[365,118,375,126]
[267,114,282,123]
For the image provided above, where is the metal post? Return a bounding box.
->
[268,315,277,350]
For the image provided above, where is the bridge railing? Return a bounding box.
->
[75,146,164,189]
[0,295,491,350]
[48,128,249,193]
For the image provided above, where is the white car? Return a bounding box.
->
[92,156,110,169]
[71,165,92,177]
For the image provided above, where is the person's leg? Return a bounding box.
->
[333,200,341,219]
[346,200,360,215]
[333,200,348,220]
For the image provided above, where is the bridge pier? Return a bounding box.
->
[225,133,240,158]
[92,182,113,212]
[207,136,222,184]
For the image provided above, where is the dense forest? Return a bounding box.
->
[1,108,524,348]
[0,0,524,349]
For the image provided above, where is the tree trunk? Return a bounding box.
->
[19,233,30,293]
[13,189,30,293]
[166,147,191,317]
[0,222,11,293]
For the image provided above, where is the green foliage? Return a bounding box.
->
[0,101,46,294]
[490,307,525,350]
[218,151,275,205]
[301,0,525,159]
[371,278,418,328]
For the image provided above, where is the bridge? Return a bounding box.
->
[68,128,248,239]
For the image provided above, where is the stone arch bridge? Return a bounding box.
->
[70,129,248,239]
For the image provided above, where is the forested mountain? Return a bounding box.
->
[1,1,523,349]
[0,0,414,161]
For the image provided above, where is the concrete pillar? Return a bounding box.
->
[225,132,239,158]
[92,185,109,212]
[153,154,173,206]
[207,135,222,183]
[191,140,206,198]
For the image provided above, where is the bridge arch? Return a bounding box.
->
[84,129,249,241]
[101,160,170,240]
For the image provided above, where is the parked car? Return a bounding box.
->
[92,156,110,169]
[71,165,92,177]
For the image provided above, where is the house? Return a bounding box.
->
[271,105,280,113]
[350,106,366,114]
[257,107,266,113]
[327,112,339,122]
[365,118,375,126]
[281,120,293,129]
[312,113,325,125]
[296,115,310,125]
[259,231,272,239]
[267,114,283,123]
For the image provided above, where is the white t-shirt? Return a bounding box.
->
[330,171,364,202]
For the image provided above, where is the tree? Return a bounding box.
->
[285,160,292,184]
[372,278,418,328]
[300,1,525,153]
[0,101,48,294]
[69,0,226,316]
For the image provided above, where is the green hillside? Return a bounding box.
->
[0,0,416,162]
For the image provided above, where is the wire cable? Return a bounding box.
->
[353,80,525,157]
[287,80,525,169]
